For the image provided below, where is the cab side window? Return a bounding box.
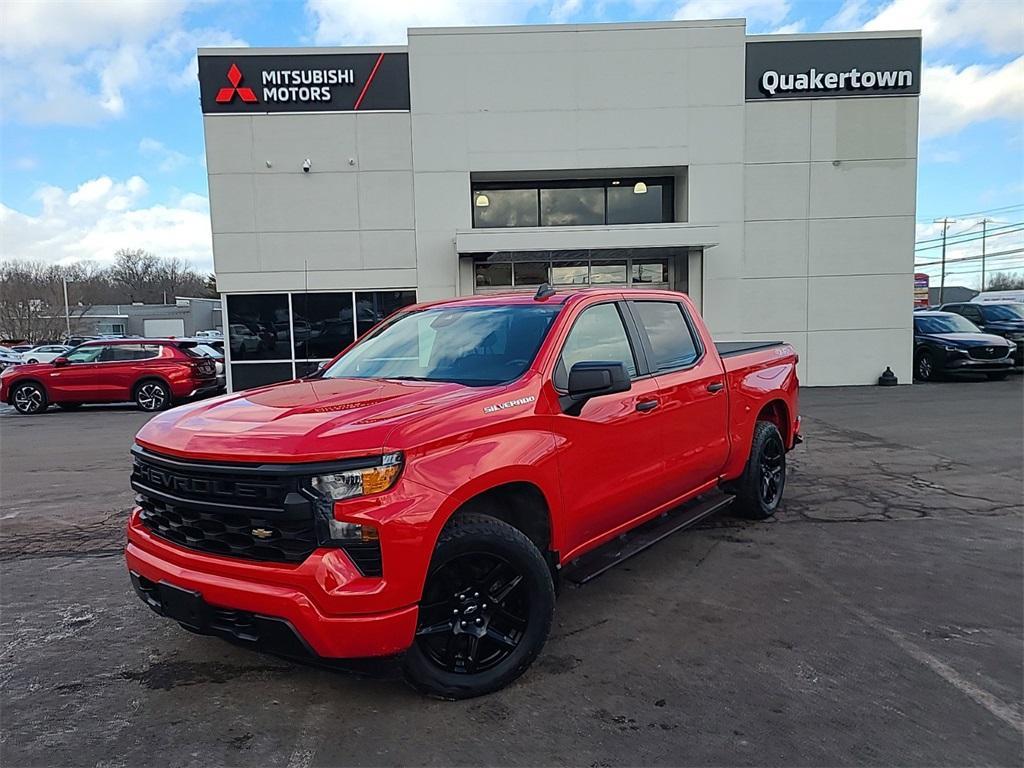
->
[555,303,637,389]
[631,301,700,371]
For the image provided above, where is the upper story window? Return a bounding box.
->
[472,177,673,229]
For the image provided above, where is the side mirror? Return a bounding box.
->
[52,357,69,367]
[562,361,631,416]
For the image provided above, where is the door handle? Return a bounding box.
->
[635,399,659,412]
[706,382,725,393]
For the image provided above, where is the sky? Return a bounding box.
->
[1,0,1022,290]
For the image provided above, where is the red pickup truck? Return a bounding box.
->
[126,288,800,698]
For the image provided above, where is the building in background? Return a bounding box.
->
[67,297,221,339]
[199,19,921,389]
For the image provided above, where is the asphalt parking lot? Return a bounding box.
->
[1,379,1022,767]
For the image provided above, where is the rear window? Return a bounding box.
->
[631,301,699,371]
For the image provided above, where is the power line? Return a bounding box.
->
[914,225,1024,252]
[915,220,1023,247]
[917,202,1024,221]
[915,246,1024,268]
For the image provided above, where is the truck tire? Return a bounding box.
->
[732,420,786,520]
[403,514,555,699]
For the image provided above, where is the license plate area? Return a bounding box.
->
[157,582,207,630]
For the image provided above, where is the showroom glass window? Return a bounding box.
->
[470,178,673,229]
[227,290,417,391]
[226,294,291,361]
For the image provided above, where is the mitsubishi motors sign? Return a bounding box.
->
[198,52,410,113]
[746,37,921,100]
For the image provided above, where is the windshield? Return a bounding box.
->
[915,315,980,334]
[980,304,1024,321]
[323,304,561,386]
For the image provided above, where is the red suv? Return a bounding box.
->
[1,340,221,415]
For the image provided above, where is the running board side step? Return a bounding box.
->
[562,491,735,585]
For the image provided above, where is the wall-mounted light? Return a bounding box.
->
[475,193,490,207]
[633,181,647,194]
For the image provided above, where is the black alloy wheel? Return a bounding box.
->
[12,382,47,415]
[403,514,554,699]
[759,432,785,508]
[732,420,786,519]
[916,351,936,381]
[415,551,530,675]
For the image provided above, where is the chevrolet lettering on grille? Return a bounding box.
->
[134,462,278,502]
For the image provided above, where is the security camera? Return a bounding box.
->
[302,158,311,173]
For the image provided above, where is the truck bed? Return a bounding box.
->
[714,341,785,357]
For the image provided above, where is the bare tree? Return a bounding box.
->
[1,251,215,342]
[0,261,92,342]
[986,271,1024,291]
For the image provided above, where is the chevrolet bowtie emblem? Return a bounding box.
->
[251,527,275,539]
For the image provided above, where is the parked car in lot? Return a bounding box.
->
[0,346,23,371]
[173,338,226,391]
[9,344,34,355]
[20,344,71,364]
[939,302,1024,367]
[913,311,1015,381]
[1,339,220,415]
[228,323,261,358]
[195,330,223,340]
[125,287,801,698]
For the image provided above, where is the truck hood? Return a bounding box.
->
[136,377,496,463]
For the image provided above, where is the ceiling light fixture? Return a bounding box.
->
[475,193,490,207]
[633,181,647,194]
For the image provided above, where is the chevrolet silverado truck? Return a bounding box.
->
[126,288,800,698]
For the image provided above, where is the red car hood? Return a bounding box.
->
[136,377,495,463]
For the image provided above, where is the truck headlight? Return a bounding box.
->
[310,452,403,501]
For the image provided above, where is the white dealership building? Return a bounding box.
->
[199,18,921,389]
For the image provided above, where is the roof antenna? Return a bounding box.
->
[534,282,556,301]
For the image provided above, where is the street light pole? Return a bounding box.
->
[63,277,71,338]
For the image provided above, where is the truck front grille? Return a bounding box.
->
[137,495,318,563]
[131,448,317,565]
[130,447,384,574]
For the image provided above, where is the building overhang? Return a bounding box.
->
[455,223,719,255]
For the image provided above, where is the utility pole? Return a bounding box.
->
[63,277,71,338]
[979,217,994,291]
[933,217,957,305]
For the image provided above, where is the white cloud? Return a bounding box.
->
[674,0,791,29]
[862,0,1024,55]
[306,0,538,45]
[920,56,1024,137]
[0,1,246,125]
[139,138,192,172]
[0,175,212,271]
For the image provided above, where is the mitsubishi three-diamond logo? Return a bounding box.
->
[215,63,258,103]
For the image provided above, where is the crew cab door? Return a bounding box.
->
[626,299,730,500]
[550,301,667,552]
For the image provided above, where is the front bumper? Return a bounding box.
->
[126,509,419,658]
[945,355,1014,372]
